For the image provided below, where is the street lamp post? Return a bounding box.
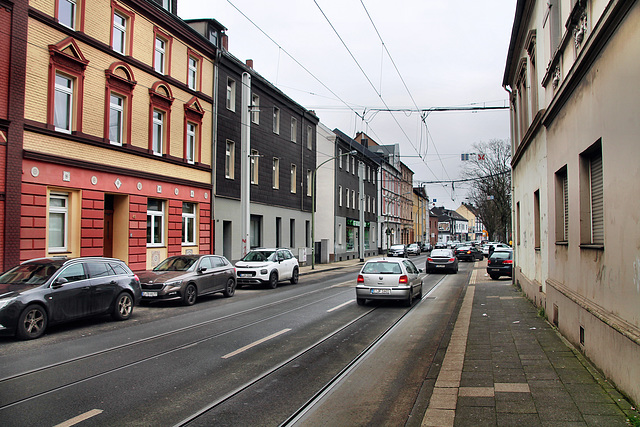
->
[311,149,357,270]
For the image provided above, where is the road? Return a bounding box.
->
[0,254,474,426]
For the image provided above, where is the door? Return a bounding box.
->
[211,256,231,291]
[104,195,114,258]
[47,263,92,322]
[86,261,120,314]
[195,256,217,294]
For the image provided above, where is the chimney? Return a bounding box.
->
[246,59,253,69]
[221,33,229,51]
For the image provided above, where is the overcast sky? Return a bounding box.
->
[179,0,517,210]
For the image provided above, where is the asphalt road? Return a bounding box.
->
[0,255,473,426]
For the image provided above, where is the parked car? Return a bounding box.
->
[487,249,513,279]
[425,249,459,274]
[137,255,236,306]
[434,242,447,249]
[388,244,408,257]
[0,257,141,340]
[235,248,299,289]
[355,258,423,306]
[455,245,483,262]
[483,242,511,258]
[407,243,421,256]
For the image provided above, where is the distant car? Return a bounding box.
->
[425,249,459,274]
[388,244,408,257]
[487,249,513,279]
[235,248,299,289]
[434,242,447,249]
[455,245,483,262]
[0,257,141,340]
[407,243,421,256]
[421,242,433,252]
[483,242,511,258]
[356,258,423,306]
[137,255,236,305]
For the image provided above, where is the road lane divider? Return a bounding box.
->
[327,301,353,312]
[222,329,292,359]
[54,409,103,427]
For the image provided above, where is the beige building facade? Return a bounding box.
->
[504,0,640,404]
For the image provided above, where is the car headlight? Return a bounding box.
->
[0,297,16,311]
[164,280,183,288]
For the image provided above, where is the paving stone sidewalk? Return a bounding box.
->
[424,266,637,427]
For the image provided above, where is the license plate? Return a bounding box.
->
[489,268,500,272]
[436,264,445,268]
[371,288,391,295]
[142,291,158,297]
[238,273,249,277]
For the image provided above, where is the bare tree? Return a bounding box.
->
[462,139,512,242]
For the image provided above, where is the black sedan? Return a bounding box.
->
[0,257,141,340]
[425,249,459,274]
[137,255,236,305]
[487,250,513,279]
[456,245,483,262]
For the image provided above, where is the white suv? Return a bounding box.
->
[235,248,299,289]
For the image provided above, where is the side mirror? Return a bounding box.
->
[52,277,68,288]
[198,267,208,273]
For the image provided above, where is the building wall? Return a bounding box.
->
[315,123,336,261]
[505,0,640,405]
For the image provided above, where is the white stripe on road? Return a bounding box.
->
[222,329,292,359]
[327,300,353,312]
[54,409,103,427]
[330,280,354,288]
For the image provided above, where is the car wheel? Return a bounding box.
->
[112,292,134,320]
[268,272,278,289]
[16,305,47,340]
[223,278,236,298]
[356,297,366,306]
[404,293,412,307]
[290,267,299,284]
[182,283,197,306]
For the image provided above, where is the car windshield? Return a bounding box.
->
[431,249,452,257]
[154,257,198,272]
[241,251,276,262]
[0,261,63,286]
[362,262,402,275]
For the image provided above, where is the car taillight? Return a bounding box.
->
[467,250,471,254]
[133,274,140,282]
[398,275,408,284]
[357,274,364,283]
[449,258,455,262]
[427,258,433,262]
[503,260,513,265]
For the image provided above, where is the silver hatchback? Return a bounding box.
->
[355,258,423,306]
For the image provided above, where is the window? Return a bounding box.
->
[109,93,124,145]
[273,158,280,189]
[58,0,78,30]
[290,164,296,193]
[580,142,604,245]
[250,215,262,248]
[534,190,541,249]
[273,107,280,134]
[289,219,295,248]
[516,201,521,245]
[112,12,127,54]
[338,149,343,168]
[555,167,568,242]
[226,78,235,111]
[188,56,198,90]
[250,149,258,184]
[346,187,350,208]
[338,185,343,207]
[182,202,196,245]
[147,199,164,246]
[151,0,171,12]
[251,94,260,124]
[291,117,297,142]
[346,154,350,173]
[186,122,196,163]
[352,190,356,210]
[152,109,164,156]
[307,170,312,197]
[154,36,166,74]
[49,193,68,252]
[225,140,235,179]
[307,125,313,150]
[54,73,73,133]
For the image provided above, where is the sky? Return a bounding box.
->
[178,0,517,210]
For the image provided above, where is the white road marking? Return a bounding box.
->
[222,329,292,359]
[330,280,354,288]
[54,409,103,427]
[327,300,353,312]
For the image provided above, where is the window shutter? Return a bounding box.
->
[590,153,604,244]
[563,174,569,241]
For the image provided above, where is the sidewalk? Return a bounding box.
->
[298,256,368,276]
[422,264,638,427]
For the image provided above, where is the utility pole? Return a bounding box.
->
[358,161,365,262]
[240,72,251,258]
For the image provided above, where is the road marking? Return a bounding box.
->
[330,280,354,288]
[327,300,353,312]
[54,409,103,427]
[222,329,292,359]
